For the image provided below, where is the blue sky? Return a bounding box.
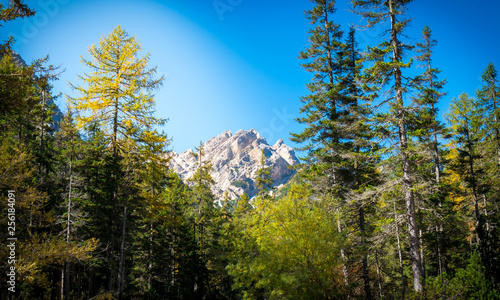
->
[2,0,500,154]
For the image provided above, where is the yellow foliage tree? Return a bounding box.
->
[68,25,166,154]
[68,25,168,299]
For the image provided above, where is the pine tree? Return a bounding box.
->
[187,143,220,297]
[414,25,446,186]
[413,25,448,280]
[292,1,378,295]
[476,63,500,285]
[446,93,489,274]
[353,0,424,292]
[254,149,273,199]
[291,0,344,195]
[477,63,500,166]
[53,111,88,298]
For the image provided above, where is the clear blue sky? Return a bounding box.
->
[2,0,500,153]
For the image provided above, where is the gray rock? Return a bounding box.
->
[171,129,299,200]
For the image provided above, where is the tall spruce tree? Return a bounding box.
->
[414,26,446,186]
[413,25,448,279]
[477,63,500,166]
[446,93,489,275]
[352,0,424,292]
[292,1,377,296]
[476,63,500,284]
[187,143,220,297]
[291,1,353,289]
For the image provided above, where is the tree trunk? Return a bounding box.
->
[117,204,127,300]
[436,225,443,276]
[61,160,74,299]
[337,210,350,289]
[394,201,405,298]
[388,0,423,292]
[493,88,500,165]
[359,205,372,299]
[375,250,383,298]
[323,2,334,92]
[464,123,484,246]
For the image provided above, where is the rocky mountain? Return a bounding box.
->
[170,129,299,201]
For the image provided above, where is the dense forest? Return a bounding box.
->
[1,0,500,299]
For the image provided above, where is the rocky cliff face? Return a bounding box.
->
[170,129,299,200]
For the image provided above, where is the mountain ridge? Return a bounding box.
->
[170,129,299,201]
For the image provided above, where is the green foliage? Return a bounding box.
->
[228,182,348,299]
[422,251,499,299]
[255,149,273,199]
[231,180,248,189]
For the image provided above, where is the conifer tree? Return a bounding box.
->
[187,143,220,297]
[68,25,166,156]
[292,1,377,295]
[291,0,344,192]
[353,0,424,292]
[476,63,500,285]
[53,111,87,299]
[413,25,448,279]
[477,63,500,166]
[446,93,489,274]
[68,25,167,298]
[414,26,446,186]
[254,149,273,199]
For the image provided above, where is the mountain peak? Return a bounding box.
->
[170,129,298,200]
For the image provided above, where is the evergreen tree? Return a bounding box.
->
[414,25,447,186]
[292,1,377,296]
[53,111,87,299]
[446,93,490,276]
[477,63,500,166]
[353,0,424,292]
[186,143,220,298]
[476,63,500,285]
[413,25,448,280]
[254,149,273,199]
[291,0,345,195]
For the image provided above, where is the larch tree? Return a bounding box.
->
[68,25,167,299]
[352,0,424,292]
